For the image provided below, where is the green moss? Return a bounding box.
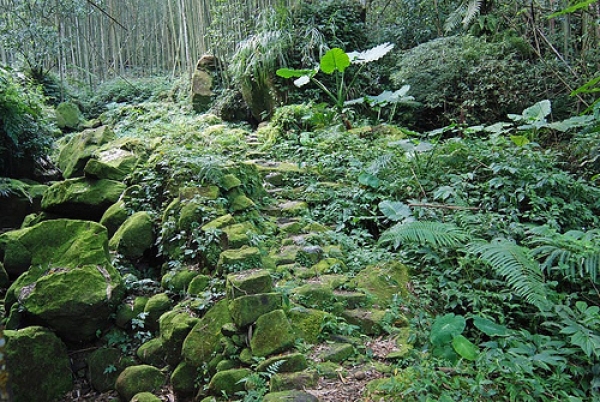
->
[219,174,242,191]
[341,308,392,336]
[222,221,258,248]
[292,284,334,310]
[256,352,308,373]
[207,368,251,396]
[136,338,166,367]
[250,309,295,357]
[115,365,166,402]
[57,126,116,178]
[216,246,262,274]
[17,264,125,341]
[318,342,355,363]
[279,201,308,217]
[351,261,409,307]
[187,274,211,295]
[161,269,200,294]
[0,219,111,277]
[182,299,233,366]
[130,392,162,402]
[159,310,199,366]
[109,211,154,259]
[226,269,273,300]
[202,214,235,231]
[269,371,318,392]
[263,390,319,402]
[229,293,283,328]
[287,306,327,345]
[41,177,126,220]
[170,361,198,397]
[143,293,173,332]
[315,361,346,379]
[230,193,256,212]
[88,347,133,392]
[312,258,347,275]
[5,326,73,402]
[84,148,139,180]
[115,296,149,329]
[100,200,128,238]
[55,101,82,129]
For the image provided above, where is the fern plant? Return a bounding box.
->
[527,226,600,285]
[444,0,483,32]
[378,221,469,250]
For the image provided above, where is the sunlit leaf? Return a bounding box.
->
[378,201,412,222]
[347,42,394,64]
[320,48,350,74]
[452,334,479,361]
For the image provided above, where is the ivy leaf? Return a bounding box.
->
[452,334,479,361]
[378,201,412,222]
[430,313,465,347]
[347,42,394,64]
[320,48,350,74]
[473,316,510,337]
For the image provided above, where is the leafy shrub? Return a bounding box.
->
[83,76,174,117]
[0,67,57,178]
[392,35,576,129]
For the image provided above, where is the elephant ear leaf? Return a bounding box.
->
[320,48,350,74]
[452,335,479,361]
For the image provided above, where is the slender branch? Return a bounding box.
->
[407,203,480,211]
[85,0,127,31]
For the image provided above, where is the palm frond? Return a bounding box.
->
[467,239,552,312]
[529,228,600,284]
[444,5,466,33]
[379,221,469,250]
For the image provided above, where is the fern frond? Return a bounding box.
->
[444,5,466,33]
[379,221,469,250]
[529,228,600,284]
[462,0,483,28]
[467,239,552,312]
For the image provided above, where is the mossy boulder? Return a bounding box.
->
[115,365,166,402]
[256,352,308,373]
[222,221,258,248]
[278,201,308,217]
[207,368,251,396]
[136,338,166,367]
[187,274,211,295]
[55,101,82,130]
[143,293,173,332]
[226,269,273,299]
[182,299,233,366]
[263,390,319,402]
[159,310,200,366]
[115,296,149,329]
[5,326,73,402]
[0,218,110,277]
[109,211,154,259]
[292,284,335,310]
[57,126,115,178]
[318,342,355,363]
[219,174,241,191]
[130,392,162,402]
[312,258,347,275]
[161,268,200,294]
[5,263,125,341]
[100,200,129,238]
[88,347,134,392]
[202,213,235,231]
[341,308,392,336]
[350,261,409,307]
[287,306,327,345]
[84,147,139,181]
[270,371,318,392]
[179,185,220,201]
[229,192,256,212]
[0,179,47,230]
[41,177,126,221]
[170,361,198,397]
[229,293,283,328]
[191,70,214,113]
[250,309,295,357]
[216,246,262,274]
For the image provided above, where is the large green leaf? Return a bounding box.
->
[473,316,510,337]
[276,68,316,78]
[320,48,350,74]
[430,313,465,347]
[452,334,479,361]
[378,201,412,222]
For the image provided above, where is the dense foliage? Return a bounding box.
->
[0,67,56,178]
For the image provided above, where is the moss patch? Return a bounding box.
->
[115,365,166,402]
[250,309,295,357]
[109,211,155,259]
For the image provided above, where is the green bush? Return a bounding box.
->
[84,76,174,118]
[392,35,576,129]
[0,67,57,178]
